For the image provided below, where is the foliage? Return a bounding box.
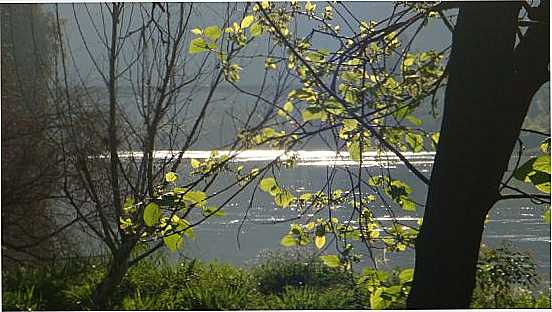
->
[118,259,262,310]
[2,258,107,311]
[263,286,366,309]
[512,137,551,222]
[250,248,353,294]
[3,247,550,310]
[471,244,544,308]
[185,1,445,269]
[357,267,413,309]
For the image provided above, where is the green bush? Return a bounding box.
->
[250,248,353,295]
[2,258,104,311]
[118,259,263,310]
[471,244,551,308]
[3,246,550,310]
[264,286,366,310]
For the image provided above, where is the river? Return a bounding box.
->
[116,150,550,286]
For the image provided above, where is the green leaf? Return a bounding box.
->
[400,199,416,212]
[342,118,358,131]
[347,140,361,162]
[190,28,202,35]
[405,132,424,152]
[250,23,263,37]
[305,1,316,13]
[403,55,415,67]
[405,114,422,126]
[431,132,440,149]
[184,191,207,207]
[274,190,294,208]
[204,25,222,41]
[533,155,550,174]
[314,235,326,249]
[261,0,269,9]
[240,15,255,29]
[203,206,224,217]
[189,37,209,54]
[277,101,294,117]
[283,101,294,113]
[399,268,414,284]
[544,209,551,224]
[280,234,296,247]
[173,187,188,195]
[143,202,161,227]
[514,156,551,193]
[299,193,313,202]
[320,255,340,268]
[165,172,178,182]
[191,159,201,168]
[164,233,183,252]
[260,177,277,192]
[302,108,325,122]
[533,175,551,193]
[370,288,387,310]
[124,196,134,207]
[514,158,537,182]
[540,138,551,153]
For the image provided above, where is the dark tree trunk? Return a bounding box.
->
[92,239,136,308]
[408,1,549,308]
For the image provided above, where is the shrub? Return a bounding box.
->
[264,286,366,310]
[250,247,353,294]
[471,244,550,308]
[117,259,263,310]
[2,260,103,310]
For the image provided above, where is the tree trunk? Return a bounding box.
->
[406,2,547,308]
[92,239,136,308]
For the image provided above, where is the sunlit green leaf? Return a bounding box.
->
[274,190,294,208]
[164,233,183,252]
[204,25,222,41]
[203,206,224,217]
[405,132,424,152]
[320,255,340,268]
[400,199,416,212]
[250,23,263,37]
[165,172,178,182]
[305,1,316,14]
[540,138,551,153]
[241,15,255,29]
[342,119,358,132]
[403,54,415,67]
[189,37,209,54]
[544,209,551,224]
[143,202,161,227]
[533,155,550,174]
[431,132,440,149]
[191,159,201,168]
[260,177,277,193]
[314,235,326,249]
[280,234,296,247]
[399,268,414,284]
[514,156,551,193]
[347,140,361,162]
[302,108,325,122]
[184,191,207,207]
[405,115,422,126]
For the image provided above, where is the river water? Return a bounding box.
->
[121,150,550,285]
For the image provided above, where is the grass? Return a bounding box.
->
[3,247,551,310]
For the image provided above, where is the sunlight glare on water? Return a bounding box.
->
[113,149,436,167]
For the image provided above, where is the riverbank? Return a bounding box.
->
[3,248,550,310]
